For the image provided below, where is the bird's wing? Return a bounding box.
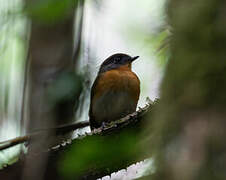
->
[89,75,101,129]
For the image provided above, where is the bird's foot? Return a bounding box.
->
[101,122,108,129]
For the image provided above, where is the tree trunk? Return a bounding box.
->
[22,1,83,180]
[151,0,226,180]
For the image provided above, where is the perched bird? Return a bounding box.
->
[89,53,140,130]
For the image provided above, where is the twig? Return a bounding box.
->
[0,121,90,151]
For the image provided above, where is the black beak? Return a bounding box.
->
[130,56,139,62]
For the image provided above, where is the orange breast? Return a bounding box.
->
[92,67,140,103]
[89,65,140,128]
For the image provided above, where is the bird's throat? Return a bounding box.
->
[118,63,131,71]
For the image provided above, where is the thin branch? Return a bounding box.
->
[0,121,90,151]
[0,101,156,180]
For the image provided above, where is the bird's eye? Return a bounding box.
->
[114,57,120,63]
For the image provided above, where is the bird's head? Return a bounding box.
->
[98,53,139,74]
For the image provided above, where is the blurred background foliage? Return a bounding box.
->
[0,0,168,178]
[149,0,226,180]
[2,0,225,179]
[25,0,78,23]
[0,0,28,167]
[59,131,143,179]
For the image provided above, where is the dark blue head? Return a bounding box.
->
[99,53,139,74]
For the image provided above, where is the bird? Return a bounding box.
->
[89,53,140,130]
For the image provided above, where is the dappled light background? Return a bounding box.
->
[1,0,225,179]
[0,0,167,170]
[78,0,166,121]
[0,0,28,167]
